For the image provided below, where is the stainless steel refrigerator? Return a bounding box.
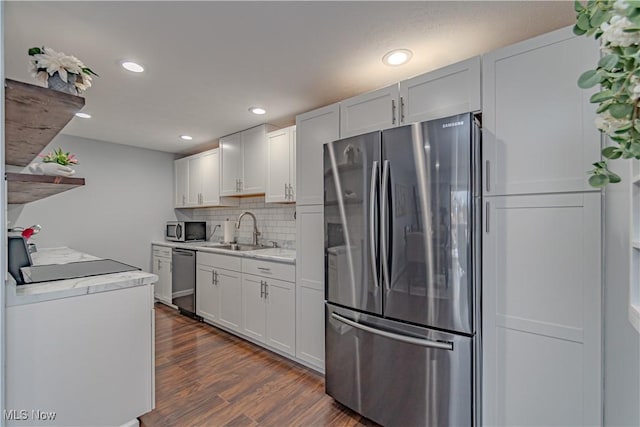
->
[324,113,481,427]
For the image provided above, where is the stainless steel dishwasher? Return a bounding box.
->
[171,248,196,317]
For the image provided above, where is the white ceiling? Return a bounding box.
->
[4,1,575,154]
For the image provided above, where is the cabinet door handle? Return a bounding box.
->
[485,202,490,234]
[260,280,265,298]
[257,267,271,272]
[289,184,294,200]
[400,96,406,123]
[214,271,219,285]
[485,160,491,193]
[264,282,269,299]
[157,259,161,270]
[391,99,396,125]
[284,183,288,200]
[211,269,215,285]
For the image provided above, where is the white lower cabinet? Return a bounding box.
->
[196,264,219,323]
[6,285,154,427]
[152,245,172,306]
[242,273,295,356]
[482,192,602,426]
[195,252,299,362]
[195,252,242,333]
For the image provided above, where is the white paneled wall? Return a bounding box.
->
[181,196,296,248]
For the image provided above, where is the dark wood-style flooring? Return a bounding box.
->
[140,303,376,427]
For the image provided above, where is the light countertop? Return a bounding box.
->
[6,247,158,307]
[151,241,296,264]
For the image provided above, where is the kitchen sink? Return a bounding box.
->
[202,243,269,252]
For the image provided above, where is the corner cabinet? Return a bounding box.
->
[266,125,296,203]
[174,148,238,208]
[5,79,87,204]
[220,124,275,196]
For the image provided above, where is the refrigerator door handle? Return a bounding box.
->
[369,161,380,289]
[380,159,391,291]
[331,312,453,351]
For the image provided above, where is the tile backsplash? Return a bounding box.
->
[177,196,296,249]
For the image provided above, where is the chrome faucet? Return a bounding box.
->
[236,211,261,245]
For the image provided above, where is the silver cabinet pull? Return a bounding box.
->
[264,282,268,299]
[485,202,490,234]
[260,280,265,298]
[214,270,219,285]
[485,160,490,193]
[331,313,453,350]
[289,184,294,200]
[391,99,396,125]
[400,96,405,123]
[211,269,215,285]
[284,183,288,200]
[157,259,161,270]
[257,267,271,272]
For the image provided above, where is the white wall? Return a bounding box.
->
[604,162,640,426]
[7,134,176,271]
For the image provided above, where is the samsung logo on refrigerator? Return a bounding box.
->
[442,120,464,128]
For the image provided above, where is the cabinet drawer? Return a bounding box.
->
[242,258,295,282]
[152,245,171,258]
[197,251,242,271]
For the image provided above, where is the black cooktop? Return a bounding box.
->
[20,259,140,284]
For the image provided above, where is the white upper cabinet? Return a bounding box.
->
[242,125,268,194]
[399,56,481,124]
[266,125,296,203]
[340,84,399,138]
[175,148,236,208]
[296,103,340,206]
[219,132,243,196]
[187,154,203,205]
[199,149,220,205]
[174,158,189,208]
[482,27,600,196]
[220,124,273,196]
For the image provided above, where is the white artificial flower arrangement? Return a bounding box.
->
[28,46,98,93]
[575,0,640,186]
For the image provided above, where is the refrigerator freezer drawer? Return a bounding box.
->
[325,303,475,427]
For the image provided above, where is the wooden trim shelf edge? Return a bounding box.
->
[5,78,86,167]
[5,172,85,204]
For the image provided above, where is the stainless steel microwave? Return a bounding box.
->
[166,221,206,242]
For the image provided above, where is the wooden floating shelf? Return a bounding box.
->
[5,78,85,167]
[6,172,85,204]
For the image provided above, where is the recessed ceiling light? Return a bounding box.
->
[121,61,144,73]
[180,135,193,141]
[75,112,91,119]
[382,49,413,66]
[249,107,266,115]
